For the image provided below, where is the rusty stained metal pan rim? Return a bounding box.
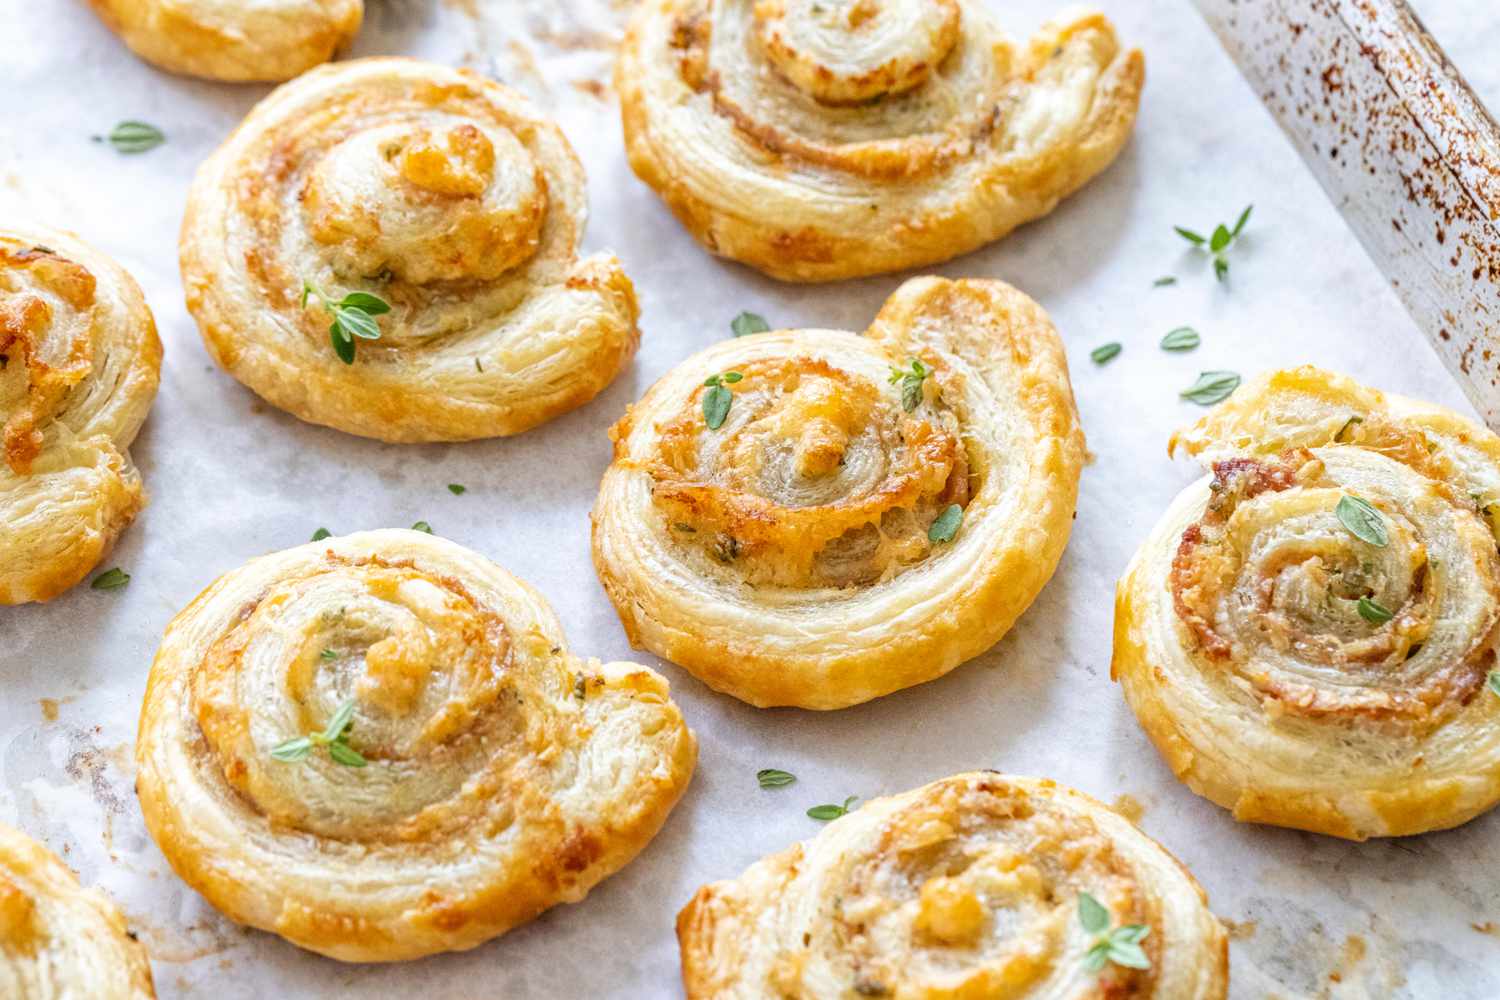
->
[1191,0,1500,427]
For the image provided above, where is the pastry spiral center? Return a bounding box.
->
[302,121,547,284]
[0,244,96,475]
[805,780,1146,995]
[192,556,517,840]
[753,0,961,104]
[645,356,970,588]
[1171,450,1500,721]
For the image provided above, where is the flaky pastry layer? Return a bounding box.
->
[0,823,155,998]
[593,277,1084,708]
[679,772,1227,999]
[136,529,696,961]
[0,224,161,604]
[1115,367,1500,839]
[618,0,1143,281]
[181,58,640,442]
[88,0,362,83]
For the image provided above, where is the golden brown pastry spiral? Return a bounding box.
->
[87,0,362,83]
[678,772,1228,999]
[617,0,1144,281]
[135,529,696,962]
[592,277,1084,708]
[0,823,156,999]
[0,224,161,605]
[181,57,639,442]
[1114,367,1500,839]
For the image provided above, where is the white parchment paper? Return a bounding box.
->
[3,1,1499,996]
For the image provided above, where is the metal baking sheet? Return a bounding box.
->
[2,1,1498,996]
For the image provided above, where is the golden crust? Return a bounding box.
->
[180,58,640,443]
[617,0,1144,282]
[0,224,161,605]
[0,824,156,998]
[592,277,1084,708]
[135,529,696,962]
[677,772,1228,999]
[87,0,362,83]
[1114,366,1500,840]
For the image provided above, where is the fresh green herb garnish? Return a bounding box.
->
[448,484,466,495]
[91,567,130,591]
[887,358,932,411]
[1153,276,1177,287]
[411,521,434,534]
[1488,670,1500,698]
[1357,597,1394,624]
[1175,204,1252,283]
[757,769,797,789]
[731,311,770,338]
[311,527,332,541]
[703,371,743,429]
[929,504,963,544]
[807,796,857,821]
[270,699,367,767]
[1078,891,1109,930]
[1336,495,1388,547]
[96,121,165,154]
[301,281,391,364]
[1090,343,1122,365]
[1180,371,1240,405]
[1335,415,1364,442]
[1078,891,1151,973]
[320,648,338,660]
[1160,327,1200,351]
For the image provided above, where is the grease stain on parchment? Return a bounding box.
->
[1221,897,1496,998]
[1325,934,1368,987]
[574,79,611,102]
[458,0,628,105]
[1110,793,1146,824]
[127,911,245,964]
[62,730,136,859]
[38,694,78,722]
[1222,918,1257,940]
[504,40,549,97]
[64,729,128,819]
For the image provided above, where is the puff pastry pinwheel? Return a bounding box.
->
[88,0,362,83]
[1114,367,1500,840]
[678,772,1228,999]
[0,225,161,605]
[592,277,1084,709]
[0,823,156,999]
[180,57,640,442]
[135,528,696,962]
[616,0,1143,282]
